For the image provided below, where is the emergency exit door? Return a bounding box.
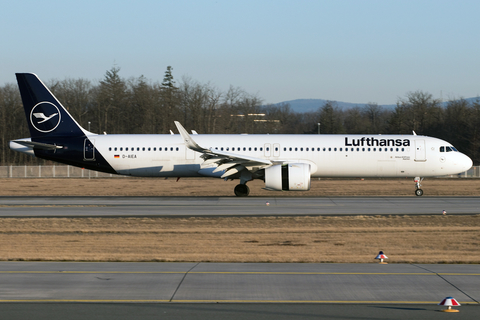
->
[414,139,426,162]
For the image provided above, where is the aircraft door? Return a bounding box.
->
[264,143,271,157]
[84,139,95,161]
[415,140,426,162]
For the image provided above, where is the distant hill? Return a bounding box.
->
[272,97,479,113]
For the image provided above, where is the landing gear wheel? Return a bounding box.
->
[414,177,424,197]
[234,184,250,197]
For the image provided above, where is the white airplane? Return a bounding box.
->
[10,73,473,196]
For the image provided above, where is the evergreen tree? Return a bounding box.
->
[160,66,178,133]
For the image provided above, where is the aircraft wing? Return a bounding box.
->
[174,121,271,178]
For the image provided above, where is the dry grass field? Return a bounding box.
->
[0,215,479,264]
[1,177,479,197]
[0,178,479,263]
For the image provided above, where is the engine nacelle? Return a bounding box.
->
[264,163,311,191]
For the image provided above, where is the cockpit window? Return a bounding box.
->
[440,145,458,152]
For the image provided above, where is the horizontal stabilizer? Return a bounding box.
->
[12,140,62,150]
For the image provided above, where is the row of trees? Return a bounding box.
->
[1,66,479,165]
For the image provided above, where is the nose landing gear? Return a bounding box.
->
[414,177,424,196]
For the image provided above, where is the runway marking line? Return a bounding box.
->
[0,205,108,208]
[0,271,478,276]
[0,299,477,304]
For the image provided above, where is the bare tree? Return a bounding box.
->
[95,66,128,133]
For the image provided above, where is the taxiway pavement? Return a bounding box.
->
[0,262,478,304]
[0,196,479,216]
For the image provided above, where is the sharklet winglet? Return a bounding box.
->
[174,121,206,153]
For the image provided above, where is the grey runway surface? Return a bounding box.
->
[0,262,478,319]
[0,196,479,216]
[1,304,479,320]
[1,262,479,303]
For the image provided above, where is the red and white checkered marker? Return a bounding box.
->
[375,251,388,263]
[438,297,460,312]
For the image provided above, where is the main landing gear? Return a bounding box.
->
[233,170,253,197]
[234,184,250,197]
[414,177,424,196]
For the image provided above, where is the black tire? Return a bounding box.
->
[234,184,250,197]
[415,189,424,196]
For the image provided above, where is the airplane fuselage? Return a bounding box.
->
[12,133,471,179]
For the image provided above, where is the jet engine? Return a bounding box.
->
[264,163,311,191]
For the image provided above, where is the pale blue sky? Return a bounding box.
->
[2,0,479,104]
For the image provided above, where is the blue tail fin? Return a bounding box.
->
[16,73,87,139]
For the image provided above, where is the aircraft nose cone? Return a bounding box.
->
[461,154,473,171]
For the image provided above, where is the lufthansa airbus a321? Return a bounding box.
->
[10,73,473,196]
